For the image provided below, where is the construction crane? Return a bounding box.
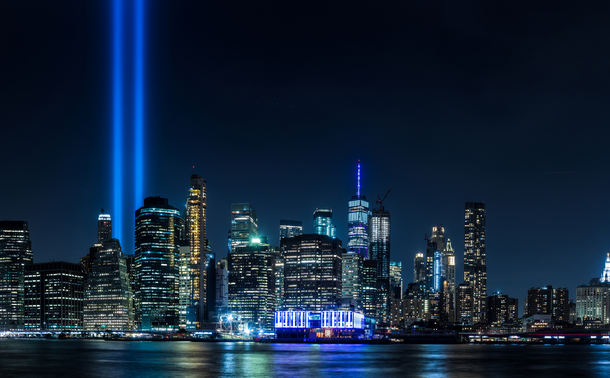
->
[376,189,391,210]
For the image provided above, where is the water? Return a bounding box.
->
[0,340,607,377]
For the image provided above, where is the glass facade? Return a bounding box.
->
[228,242,279,333]
[230,203,258,252]
[463,201,487,323]
[282,234,343,311]
[135,197,181,331]
[342,251,362,308]
[97,212,112,243]
[0,221,32,331]
[313,208,336,238]
[185,174,206,328]
[279,220,302,243]
[25,261,84,330]
[84,239,133,330]
[369,207,390,323]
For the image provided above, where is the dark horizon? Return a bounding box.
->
[3,0,610,313]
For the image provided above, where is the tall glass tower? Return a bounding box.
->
[313,208,336,238]
[135,197,181,331]
[230,203,258,252]
[347,162,369,257]
[185,174,206,329]
[463,201,486,324]
[97,210,112,243]
[369,205,390,323]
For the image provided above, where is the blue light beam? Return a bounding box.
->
[113,0,124,244]
[134,0,144,211]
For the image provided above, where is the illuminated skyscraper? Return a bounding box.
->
[348,162,369,256]
[601,254,610,283]
[231,203,258,252]
[463,201,487,323]
[282,234,343,311]
[342,251,363,309]
[228,240,279,333]
[313,208,337,238]
[185,174,206,328]
[279,220,302,243]
[97,210,112,243]
[362,260,378,319]
[84,239,133,330]
[369,206,390,323]
[0,221,33,331]
[25,261,85,331]
[413,253,425,283]
[135,197,181,331]
[389,261,403,299]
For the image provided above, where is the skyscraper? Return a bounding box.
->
[135,197,181,331]
[228,240,279,333]
[97,210,112,243]
[84,239,133,330]
[230,203,258,252]
[282,234,343,311]
[347,162,369,256]
[413,253,426,283]
[185,174,207,328]
[0,221,33,331]
[313,208,337,238]
[342,251,363,308]
[25,261,84,331]
[369,205,391,323]
[463,201,487,323]
[279,220,302,243]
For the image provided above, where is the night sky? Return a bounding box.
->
[3,1,610,315]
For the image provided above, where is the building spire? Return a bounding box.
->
[357,160,361,198]
[602,253,610,283]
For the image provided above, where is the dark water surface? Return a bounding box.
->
[0,339,607,377]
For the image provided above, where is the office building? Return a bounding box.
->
[413,253,425,283]
[524,285,569,322]
[185,174,207,328]
[215,259,229,319]
[403,282,428,320]
[0,221,33,331]
[97,210,112,243]
[389,261,403,299]
[463,202,487,323]
[230,203,258,252]
[84,239,133,330]
[347,162,369,256]
[362,260,378,319]
[282,234,343,311]
[369,205,391,323]
[279,220,302,243]
[135,197,181,331]
[274,255,285,311]
[576,279,610,325]
[228,240,279,333]
[313,208,337,238]
[342,251,363,309]
[456,283,473,324]
[205,250,216,322]
[25,261,84,330]
[486,292,518,326]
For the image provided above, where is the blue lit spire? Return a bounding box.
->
[357,160,361,198]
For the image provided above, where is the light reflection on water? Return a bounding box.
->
[1,340,609,378]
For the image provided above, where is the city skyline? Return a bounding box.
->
[3,0,610,310]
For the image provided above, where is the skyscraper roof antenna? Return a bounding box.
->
[357,161,361,198]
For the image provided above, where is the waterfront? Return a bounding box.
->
[0,340,608,377]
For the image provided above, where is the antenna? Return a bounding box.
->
[357,161,361,198]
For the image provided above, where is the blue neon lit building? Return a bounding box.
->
[274,310,365,340]
[348,162,369,257]
[135,197,182,331]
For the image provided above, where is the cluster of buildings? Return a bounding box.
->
[3,164,610,336]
